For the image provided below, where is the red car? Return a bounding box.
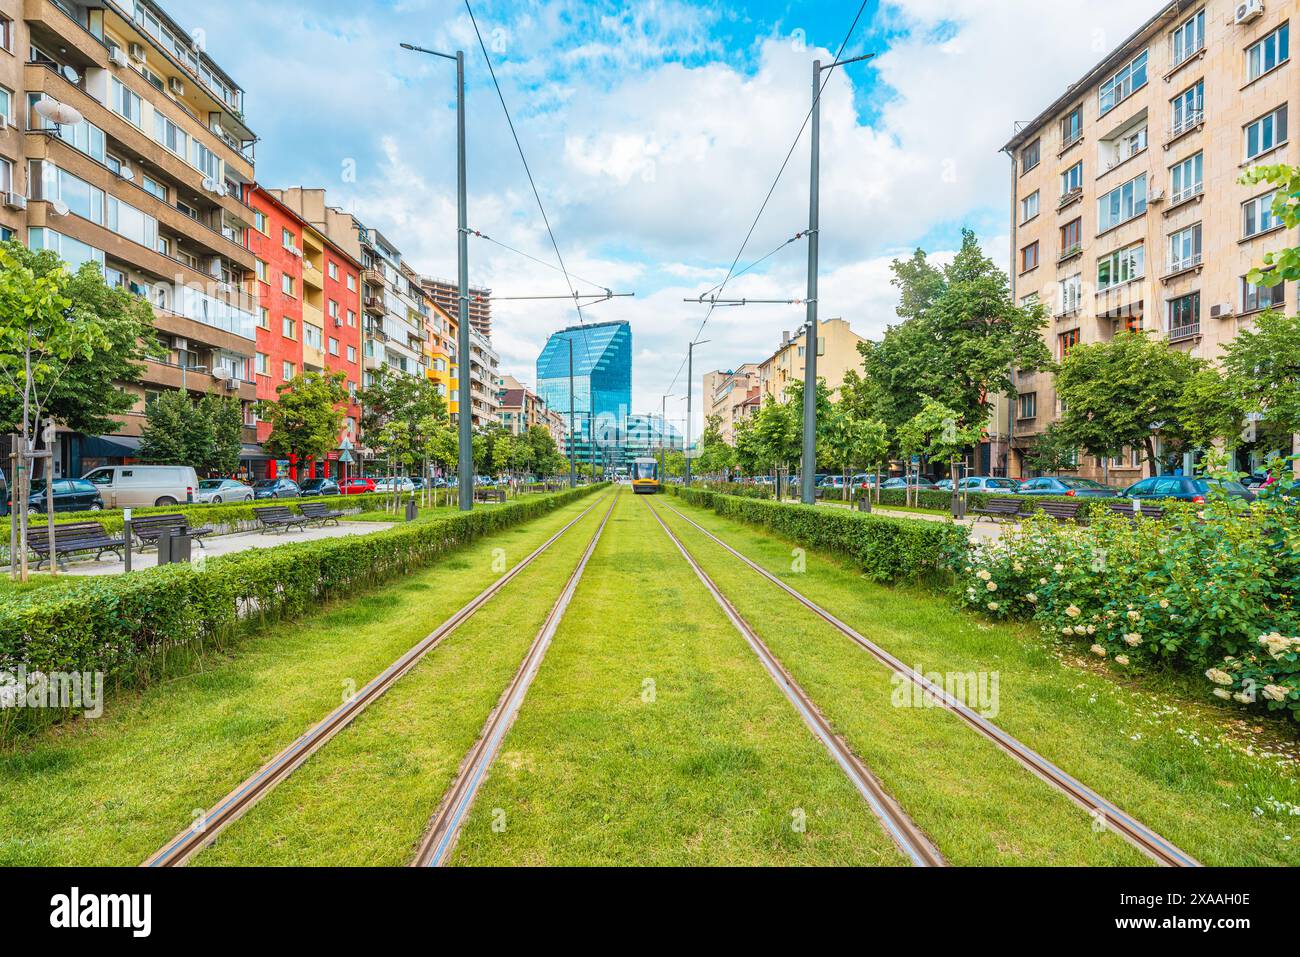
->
[338,477,376,495]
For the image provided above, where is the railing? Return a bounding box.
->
[1057,187,1083,209]
[1169,322,1200,342]
[1166,253,1202,275]
[1169,182,1204,206]
[1060,128,1082,150]
[1058,243,1083,262]
[1169,109,1204,139]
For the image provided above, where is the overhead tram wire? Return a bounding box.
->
[664,0,872,397]
[466,228,612,297]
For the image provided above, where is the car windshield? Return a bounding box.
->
[1061,478,1107,490]
[199,480,224,490]
[1196,479,1248,494]
[253,480,275,488]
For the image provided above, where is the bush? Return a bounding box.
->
[0,484,605,735]
[671,485,969,583]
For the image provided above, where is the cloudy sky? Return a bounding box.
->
[167,0,1153,435]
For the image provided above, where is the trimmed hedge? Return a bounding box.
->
[670,485,969,583]
[0,484,606,698]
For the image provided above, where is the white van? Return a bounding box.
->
[81,465,199,509]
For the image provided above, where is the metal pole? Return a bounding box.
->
[801,59,822,507]
[455,49,473,512]
[567,338,576,488]
[660,395,667,477]
[7,440,16,579]
[685,341,695,487]
[44,421,55,577]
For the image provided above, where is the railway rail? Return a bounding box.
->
[143,489,616,868]
[657,498,1200,868]
[411,488,621,866]
[645,498,946,867]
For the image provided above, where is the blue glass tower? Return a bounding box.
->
[536,321,632,467]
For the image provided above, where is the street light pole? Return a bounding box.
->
[801,58,822,507]
[685,338,710,487]
[401,42,471,511]
[568,338,576,488]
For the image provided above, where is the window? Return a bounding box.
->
[282,361,295,381]
[141,175,167,202]
[1018,392,1038,420]
[347,345,357,363]
[1097,242,1144,289]
[1098,173,1147,231]
[1243,191,1280,238]
[1100,50,1148,115]
[1170,81,1204,136]
[1168,223,1202,271]
[1060,218,1082,258]
[1021,138,1041,174]
[0,85,12,125]
[346,274,357,292]
[1021,190,1040,223]
[255,352,269,375]
[254,210,268,234]
[0,158,10,195]
[111,79,141,127]
[1169,151,1203,203]
[282,228,295,250]
[258,307,270,329]
[329,337,339,356]
[1061,106,1083,147]
[282,317,296,339]
[1245,105,1288,160]
[0,15,11,52]
[191,141,219,181]
[1169,292,1200,339]
[1243,275,1285,312]
[328,299,339,319]
[154,113,188,158]
[1171,9,1205,66]
[304,324,323,350]
[1060,161,1083,197]
[1058,328,1081,359]
[328,261,339,280]
[1060,275,1082,315]
[1247,22,1289,81]
[255,259,267,282]
[347,310,357,327]
[282,274,295,297]
[1020,241,1039,272]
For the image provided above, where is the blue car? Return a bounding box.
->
[252,478,301,499]
[1120,476,1254,503]
[1016,476,1119,498]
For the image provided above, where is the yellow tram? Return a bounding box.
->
[630,457,661,495]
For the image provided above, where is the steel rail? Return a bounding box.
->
[143,490,615,868]
[412,488,621,866]
[645,499,945,867]
[659,499,1200,868]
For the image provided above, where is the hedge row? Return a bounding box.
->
[0,484,606,700]
[670,486,970,583]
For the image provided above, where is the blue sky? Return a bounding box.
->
[165,0,1153,430]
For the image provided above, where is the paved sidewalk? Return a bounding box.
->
[817,500,1010,543]
[63,520,397,576]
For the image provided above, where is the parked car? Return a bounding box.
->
[1120,476,1254,503]
[374,477,416,493]
[82,464,199,508]
[959,476,1021,493]
[12,479,104,514]
[251,477,301,499]
[298,478,340,497]
[934,479,954,491]
[0,467,8,517]
[880,476,937,490]
[197,478,254,504]
[337,477,377,496]
[1016,476,1119,498]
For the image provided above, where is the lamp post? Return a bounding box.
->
[402,41,472,511]
[180,362,207,395]
[685,338,710,487]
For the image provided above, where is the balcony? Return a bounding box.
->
[363,295,385,316]
[1163,253,1203,281]
[363,267,385,288]
[1058,187,1083,211]
[1167,109,1204,145]
[302,259,324,289]
[1167,182,1204,210]
[1168,322,1200,343]
[24,0,109,71]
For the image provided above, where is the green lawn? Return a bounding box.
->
[0,493,606,866]
[450,495,909,866]
[658,497,1300,866]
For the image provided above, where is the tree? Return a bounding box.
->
[201,395,245,476]
[1177,368,1249,452]
[1054,332,1201,473]
[138,392,197,466]
[1024,422,1081,475]
[824,404,888,501]
[261,371,347,471]
[695,414,734,478]
[1240,163,1300,285]
[357,367,447,469]
[783,378,834,472]
[1219,312,1300,449]
[751,395,799,482]
[664,450,687,479]
[896,398,982,506]
[733,416,765,477]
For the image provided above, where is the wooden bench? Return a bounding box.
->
[474,488,507,504]
[973,497,1025,522]
[299,502,345,527]
[253,506,310,534]
[26,521,125,570]
[1107,501,1165,521]
[1033,500,1086,523]
[129,513,214,550]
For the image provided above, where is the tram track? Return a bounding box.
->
[142,489,616,868]
[656,497,1200,868]
[645,497,946,867]
[412,488,621,866]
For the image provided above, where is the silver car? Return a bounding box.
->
[197,478,254,503]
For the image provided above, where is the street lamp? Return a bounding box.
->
[180,363,208,394]
[401,41,472,512]
[685,338,710,487]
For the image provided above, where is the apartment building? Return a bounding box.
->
[358,226,430,382]
[422,298,458,415]
[1004,0,1295,480]
[496,373,564,440]
[0,0,259,475]
[701,363,761,444]
[247,186,362,480]
[467,326,500,427]
[758,318,866,405]
[421,275,492,339]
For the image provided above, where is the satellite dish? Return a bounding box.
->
[51,200,70,217]
[61,66,81,85]
[34,99,83,126]
[119,165,135,182]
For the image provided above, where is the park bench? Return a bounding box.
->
[1033,500,1086,523]
[26,521,125,571]
[973,497,1025,522]
[299,502,345,527]
[474,489,507,504]
[1107,501,1165,521]
[129,513,214,550]
[253,506,311,534]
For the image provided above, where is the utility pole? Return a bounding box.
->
[400,41,471,511]
[801,58,822,507]
[685,339,709,487]
[568,338,576,488]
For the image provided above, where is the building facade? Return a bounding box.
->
[421,275,492,339]
[358,226,430,383]
[1004,0,1295,480]
[758,318,866,405]
[467,326,500,427]
[0,0,259,475]
[701,363,761,444]
[536,320,632,466]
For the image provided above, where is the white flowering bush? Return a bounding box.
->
[1205,633,1300,720]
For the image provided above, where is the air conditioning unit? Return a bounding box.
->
[108,46,129,68]
[3,192,27,211]
[172,337,188,352]
[168,76,185,96]
[223,378,238,390]
[129,42,147,62]
[1210,303,1235,319]
[1236,0,1265,25]
[1147,189,1166,204]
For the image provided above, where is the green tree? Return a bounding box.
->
[261,371,348,469]
[138,391,197,466]
[1240,163,1300,285]
[783,378,834,472]
[733,416,765,477]
[896,398,982,505]
[1177,368,1249,452]
[1220,312,1300,448]
[751,395,799,476]
[695,414,734,478]
[200,395,245,476]
[1024,422,1080,475]
[358,367,448,468]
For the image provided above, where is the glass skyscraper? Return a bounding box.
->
[536,321,633,467]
